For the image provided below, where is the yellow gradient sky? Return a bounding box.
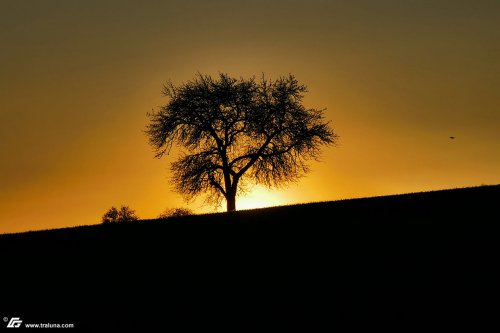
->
[1,0,499,233]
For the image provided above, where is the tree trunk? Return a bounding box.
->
[226,194,236,212]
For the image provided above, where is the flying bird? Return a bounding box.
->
[449,136,455,139]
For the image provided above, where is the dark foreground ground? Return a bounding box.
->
[0,185,498,331]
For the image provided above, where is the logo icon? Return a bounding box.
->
[6,317,22,328]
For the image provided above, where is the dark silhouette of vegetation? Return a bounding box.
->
[102,206,119,223]
[101,206,139,223]
[146,73,337,212]
[158,207,194,219]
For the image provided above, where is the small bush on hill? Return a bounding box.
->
[102,206,139,224]
[158,208,194,219]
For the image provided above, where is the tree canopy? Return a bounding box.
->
[146,73,337,211]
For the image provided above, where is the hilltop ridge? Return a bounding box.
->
[0,185,498,330]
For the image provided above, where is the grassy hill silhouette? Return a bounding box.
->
[1,185,498,330]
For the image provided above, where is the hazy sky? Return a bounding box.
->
[1,0,499,233]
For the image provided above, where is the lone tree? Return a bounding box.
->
[146,73,337,212]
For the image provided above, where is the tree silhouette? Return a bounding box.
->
[102,206,119,224]
[146,73,337,212]
[102,206,139,223]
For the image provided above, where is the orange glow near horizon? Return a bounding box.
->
[1,1,499,233]
[235,186,287,211]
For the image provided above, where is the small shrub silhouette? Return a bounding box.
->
[102,206,139,224]
[158,208,194,219]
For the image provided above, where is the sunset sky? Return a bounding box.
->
[1,0,499,233]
